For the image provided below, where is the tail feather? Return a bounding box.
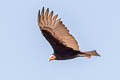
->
[77,50,100,58]
[82,50,100,56]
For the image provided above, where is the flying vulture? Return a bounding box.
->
[38,7,100,61]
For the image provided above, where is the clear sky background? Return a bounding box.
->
[0,0,120,80]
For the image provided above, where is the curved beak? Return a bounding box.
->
[48,58,51,62]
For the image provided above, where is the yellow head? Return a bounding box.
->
[48,55,56,61]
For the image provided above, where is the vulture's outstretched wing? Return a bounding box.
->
[38,7,79,52]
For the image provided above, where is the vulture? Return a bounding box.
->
[38,7,100,61]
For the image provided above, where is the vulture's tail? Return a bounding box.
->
[77,50,100,58]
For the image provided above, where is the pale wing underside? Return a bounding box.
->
[38,7,79,51]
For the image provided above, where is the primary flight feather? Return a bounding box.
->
[38,7,100,61]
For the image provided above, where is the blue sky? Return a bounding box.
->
[0,0,120,80]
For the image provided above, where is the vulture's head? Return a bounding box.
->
[48,54,56,61]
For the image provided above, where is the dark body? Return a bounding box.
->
[54,48,80,60]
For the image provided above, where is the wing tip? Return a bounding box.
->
[38,9,40,17]
[46,8,49,11]
[41,7,44,15]
[38,10,41,26]
[42,6,44,10]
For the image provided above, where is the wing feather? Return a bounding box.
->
[38,10,41,27]
[41,7,44,22]
[38,7,79,52]
[44,8,49,24]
